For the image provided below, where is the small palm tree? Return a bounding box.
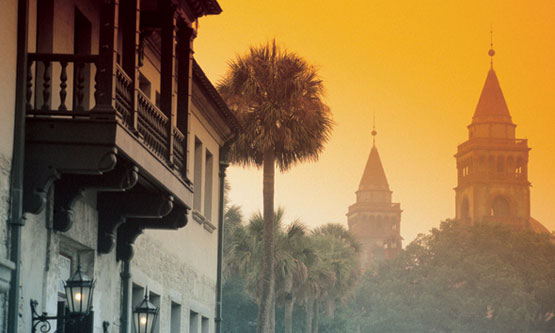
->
[219,40,333,332]
[275,220,311,333]
[305,224,361,333]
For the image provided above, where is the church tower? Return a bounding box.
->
[455,45,532,228]
[347,126,402,269]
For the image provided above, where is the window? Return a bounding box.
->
[74,7,92,109]
[497,156,505,173]
[58,253,72,299]
[149,291,161,333]
[204,150,213,220]
[491,197,510,217]
[155,91,161,109]
[170,302,181,333]
[189,311,199,333]
[461,198,470,218]
[193,138,203,211]
[131,284,145,333]
[139,73,151,98]
[201,316,209,333]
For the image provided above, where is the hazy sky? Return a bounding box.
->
[195,0,555,243]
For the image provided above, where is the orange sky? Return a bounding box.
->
[195,0,555,243]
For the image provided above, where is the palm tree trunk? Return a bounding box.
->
[271,296,276,332]
[305,299,313,333]
[257,150,275,333]
[313,301,320,333]
[284,294,295,333]
[326,299,335,319]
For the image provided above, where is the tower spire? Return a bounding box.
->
[489,26,495,68]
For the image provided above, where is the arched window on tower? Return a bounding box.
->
[516,158,524,178]
[491,197,510,217]
[507,156,514,178]
[497,155,505,174]
[489,156,495,174]
[479,156,486,174]
[461,198,470,219]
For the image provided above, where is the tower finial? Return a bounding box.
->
[488,26,495,68]
[371,113,377,146]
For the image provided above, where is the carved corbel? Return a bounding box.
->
[23,162,60,215]
[97,187,173,254]
[23,147,118,215]
[116,205,189,261]
[53,164,139,232]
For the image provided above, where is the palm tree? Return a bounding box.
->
[218,40,333,332]
[274,220,312,333]
[297,236,336,333]
[306,224,361,333]
[228,208,307,332]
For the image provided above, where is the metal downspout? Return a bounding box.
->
[8,0,29,332]
[215,141,232,333]
[120,260,131,333]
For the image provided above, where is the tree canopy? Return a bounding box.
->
[352,220,555,332]
[218,40,333,171]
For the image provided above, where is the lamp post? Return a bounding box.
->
[30,264,95,333]
[133,290,159,333]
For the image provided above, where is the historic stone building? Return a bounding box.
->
[0,0,240,332]
[454,48,548,233]
[347,128,402,269]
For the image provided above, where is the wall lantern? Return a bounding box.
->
[30,264,95,333]
[133,289,159,333]
[64,264,95,315]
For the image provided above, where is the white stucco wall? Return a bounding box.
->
[20,191,123,332]
[0,0,18,260]
[0,1,18,329]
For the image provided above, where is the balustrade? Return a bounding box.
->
[173,128,186,175]
[26,53,98,116]
[115,64,134,128]
[137,91,170,160]
[26,53,189,183]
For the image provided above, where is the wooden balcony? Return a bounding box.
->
[21,0,240,260]
[24,53,193,259]
[26,53,188,183]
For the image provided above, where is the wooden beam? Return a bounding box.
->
[121,0,141,132]
[116,205,189,261]
[97,186,174,254]
[53,164,139,232]
[93,0,119,116]
[160,0,178,165]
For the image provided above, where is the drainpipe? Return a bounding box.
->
[8,0,29,332]
[215,139,233,333]
[120,260,131,333]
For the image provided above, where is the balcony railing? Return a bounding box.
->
[27,53,99,115]
[173,128,186,176]
[115,64,134,128]
[137,90,169,160]
[458,138,528,153]
[26,53,187,181]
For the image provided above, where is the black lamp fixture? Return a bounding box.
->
[30,264,95,333]
[133,288,159,333]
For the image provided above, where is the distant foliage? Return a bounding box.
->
[351,220,555,332]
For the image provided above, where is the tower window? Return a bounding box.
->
[461,198,470,218]
[497,156,505,173]
[491,197,510,217]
